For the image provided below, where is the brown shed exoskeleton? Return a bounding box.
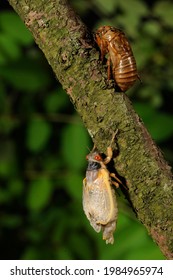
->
[95,26,140,92]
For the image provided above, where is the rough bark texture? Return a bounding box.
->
[8,0,173,259]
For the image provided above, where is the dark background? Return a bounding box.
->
[0,0,173,260]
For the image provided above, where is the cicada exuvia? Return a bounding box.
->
[95,25,140,92]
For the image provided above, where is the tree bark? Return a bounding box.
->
[8,0,173,259]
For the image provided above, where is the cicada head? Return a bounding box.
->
[85,149,103,175]
[95,26,111,39]
[95,27,111,59]
[95,26,123,43]
[86,149,103,163]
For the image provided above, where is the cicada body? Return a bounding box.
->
[95,25,139,92]
[83,148,118,244]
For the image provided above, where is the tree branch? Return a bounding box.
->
[8,0,173,259]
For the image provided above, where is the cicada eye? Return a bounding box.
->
[94,154,102,161]
[86,155,89,160]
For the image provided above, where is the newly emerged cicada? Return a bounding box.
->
[83,136,122,244]
[95,25,139,92]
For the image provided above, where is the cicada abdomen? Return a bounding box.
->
[95,26,139,92]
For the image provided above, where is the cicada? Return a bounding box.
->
[83,137,122,244]
[95,25,139,92]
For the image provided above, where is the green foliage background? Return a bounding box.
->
[0,0,173,260]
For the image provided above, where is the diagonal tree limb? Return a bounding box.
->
[8,0,173,259]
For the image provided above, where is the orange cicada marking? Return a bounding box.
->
[95,25,140,92]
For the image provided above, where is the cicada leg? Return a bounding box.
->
[99,39,106,62]
[104,146,113,165]
[104,130,118,165]
[107,55,111,80]
[111,172,128,190]
[110,173,121,188]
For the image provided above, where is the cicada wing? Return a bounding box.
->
[83,178,101,233]
[83,169,118,243]
[94,171,118,224]
[83,170,118,225]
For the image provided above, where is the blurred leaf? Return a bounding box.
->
[0,33,21,61]
[68,232,92,259]
[42,156,61,174]
[0,159,11,178]
[0,189,11,203]
[22,247,42,260]
[154,1,173,27]
[134,103,173,142]
[115,0,148,37]
[0,58,52,92]
[8,179,23,197]
[0,47,7,64]
[27,177,53,211]
[142,21,161,37]
[0,11,33,45]
[94,0,117,14]
[44,88,68,113]
[116,15,139,37]
[127,243,165,260]
[52,217,67,243]
[0,82,8,112]
[65,172,83,200]
[138,86,163,108]
[0,214,22,228]
[71,0,90,15]
[0,141,17,177]
[55,246,74,260]
[26,228,43,243]
[133,37,155,68]
[0,117,20,134]
[118,0,148,17]
[61,122,89,171]
[162,147,173,165]
[134,102,155,120]
[26,118,51,152]
[147,113,173,142]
